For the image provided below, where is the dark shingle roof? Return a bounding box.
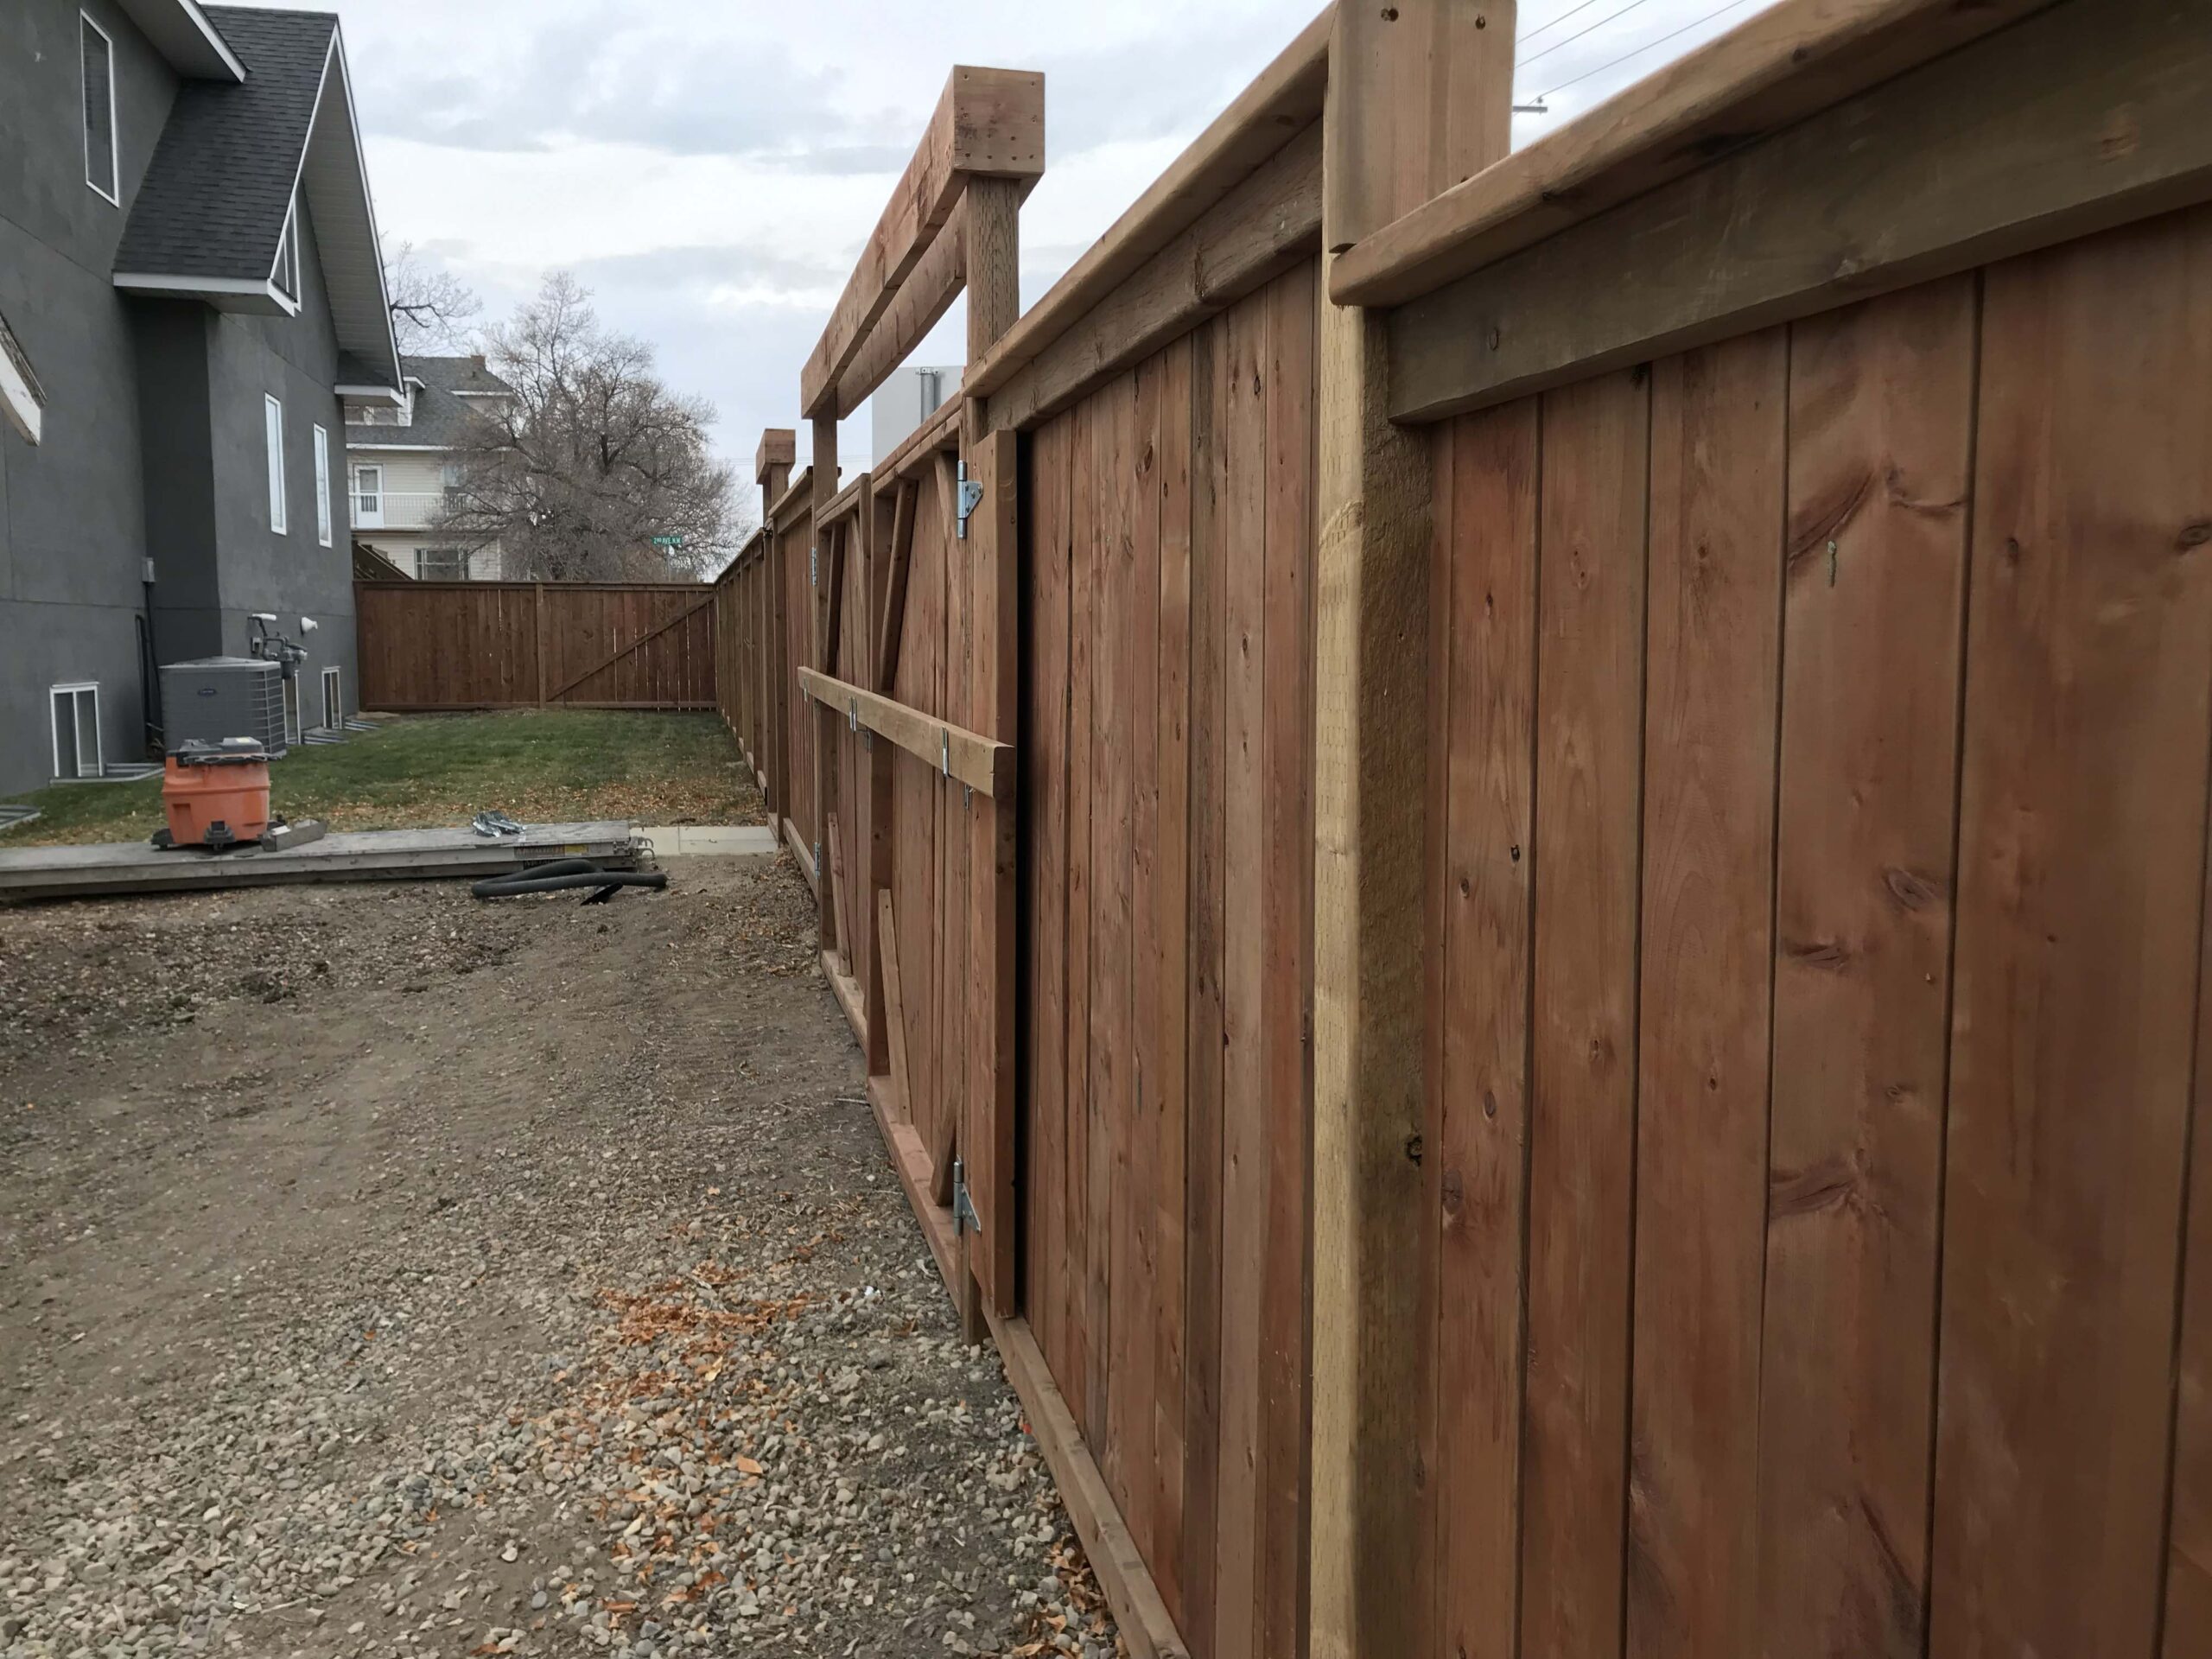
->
[344,357,512,451]
[112,9,334,281]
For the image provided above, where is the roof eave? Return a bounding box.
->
[119,0,247,83]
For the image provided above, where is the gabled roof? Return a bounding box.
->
[112,8,403,397]
[118,0,245,82]
[345,355,512,452]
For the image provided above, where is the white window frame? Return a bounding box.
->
[321,665,342,731]
[80,14,118,207]
[353,462,384,528]
[313,423,332,545]
[264,393,287,533]
[417,547,469,582]
[50,682,102,779]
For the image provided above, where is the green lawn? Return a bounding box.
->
[1,709,764,849]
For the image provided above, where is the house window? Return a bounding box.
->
[264,394,287,532]
[81,15,117,205]
[273,196,301,302]
[353,463,383,526]
[417,547,468,581]
[313,423,332,545]
[50,683,101,779]
[320,665,342,731]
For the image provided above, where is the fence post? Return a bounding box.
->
[812,415,841,957]
[1309,5,1516,1658]
[758,429,795,815]
[533,582,547,708]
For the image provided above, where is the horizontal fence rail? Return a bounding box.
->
[696,4,2212,1657]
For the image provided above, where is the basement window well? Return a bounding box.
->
[49,683,101,780]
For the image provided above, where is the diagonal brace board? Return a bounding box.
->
[544,591,715,702]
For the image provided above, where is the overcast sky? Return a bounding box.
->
[227,0,1776,486]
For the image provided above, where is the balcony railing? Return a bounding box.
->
[353,491,453,531]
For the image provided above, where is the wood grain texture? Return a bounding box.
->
[1214,283,1270,1659]
[1433,396,1539,1659]
[1387,0,2212,423]
[1755,277,1974,1659]
[1629,327,1787,1659]
[1521,366,1649,1659]
[1181,313,1229,1651]
[1931,203,2212,1659]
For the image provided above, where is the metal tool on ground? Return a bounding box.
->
[471,810,525,839]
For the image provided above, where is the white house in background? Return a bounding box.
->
[871,363,958,465]
[342,353,512,580]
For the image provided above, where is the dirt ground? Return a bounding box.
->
[0,859,1121,1659]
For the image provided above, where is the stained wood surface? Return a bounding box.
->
[355,582,717,711]
[1521,366,1647,1659]
[1754,278,1973,1658]
[1930,204,2212,1659]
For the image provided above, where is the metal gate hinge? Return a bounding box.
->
[955,461,983,541]
[952,1159,982,1236]
[809,544,817,584]
[812,837,823,874]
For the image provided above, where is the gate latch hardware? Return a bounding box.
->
[952,1159,982,1236]
[956,462,984,541]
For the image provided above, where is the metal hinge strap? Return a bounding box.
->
[952,1159,982,1236]
[955,461,983,541]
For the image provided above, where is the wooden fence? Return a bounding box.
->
[355,580,718,711]
[708,3,2212,1656]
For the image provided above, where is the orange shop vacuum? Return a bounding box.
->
[155,737,272,850]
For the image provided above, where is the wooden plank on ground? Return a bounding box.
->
[1521,365,1648,1659]
[1387,0,2212,423]
[1629,327,1788,1659]
[1931,202,2212,1659]
[1754,276,1974,1659]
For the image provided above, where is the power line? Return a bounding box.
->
[1531,0,1765,101]
[1517,0,1613,48]
[1516,0,1657,72]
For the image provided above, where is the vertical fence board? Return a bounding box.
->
[1931,205,2212,1659]
[1215,283,1271,1659]
[1521,365,1649,1659]
[1182,312,1230,1654]
[1434,395,1539,1659]
[1628,328,1787,1659]
[1755,277,1975,1659]
[1065,391,1099,1434]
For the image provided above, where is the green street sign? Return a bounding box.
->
[651,533,684,547]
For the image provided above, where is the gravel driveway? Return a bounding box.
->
[0,858,1122,1659]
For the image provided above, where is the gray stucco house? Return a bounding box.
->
[0,0,403,797]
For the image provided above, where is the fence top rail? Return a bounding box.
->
[798,64,1045,420]
[766,465,816,527]
[353,579,715,593]
[821,469,872,528]
[875,397,962,486]
[1328,0,2050,309]
[715,525,770,582]
[964,5,1332,407]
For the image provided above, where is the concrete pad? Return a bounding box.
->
[639,824,779,858]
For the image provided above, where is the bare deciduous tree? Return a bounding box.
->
[435,273,747,582]
[384,240,483,355]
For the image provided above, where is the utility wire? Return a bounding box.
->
[1531,0,1765,100]
[1516,0,1613,48]
[1516,0,1657,71]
